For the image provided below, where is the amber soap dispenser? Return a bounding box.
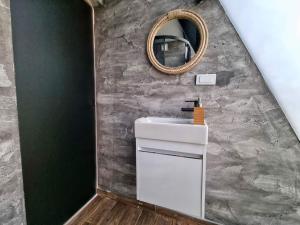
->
[181,97,205,125]
[193,98,205,125]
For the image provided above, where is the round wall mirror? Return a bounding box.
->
[147,9,208,75]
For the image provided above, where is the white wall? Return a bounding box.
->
[219,0,300,140]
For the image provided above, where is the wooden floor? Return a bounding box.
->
[67,191,214,225]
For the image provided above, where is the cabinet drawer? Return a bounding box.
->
[137,150,202,218]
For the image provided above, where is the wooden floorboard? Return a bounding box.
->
[136,209,157,225]
[153,215,173,225]
[118,205,142,225]
[86,197,117,224]
[97,202,128,225]
[66,191,216,225]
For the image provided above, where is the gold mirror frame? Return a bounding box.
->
[147,9,208,75]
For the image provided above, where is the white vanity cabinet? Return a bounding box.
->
[135,117,208,219]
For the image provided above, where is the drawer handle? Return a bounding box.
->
[139,147,202,159]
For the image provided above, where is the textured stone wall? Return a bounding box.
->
[94,0,300,224]
[0,0,26,224]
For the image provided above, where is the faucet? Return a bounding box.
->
[181,98,200,112]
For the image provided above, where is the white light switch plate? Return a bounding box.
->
[195,74,216,86]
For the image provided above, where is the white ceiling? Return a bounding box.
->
[220,0,300,140]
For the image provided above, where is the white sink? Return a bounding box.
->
[135,117,208,145]
[135,117,209,219]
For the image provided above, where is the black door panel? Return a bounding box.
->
[11,0,95,224]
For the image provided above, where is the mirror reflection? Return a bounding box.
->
[153,19,201,67]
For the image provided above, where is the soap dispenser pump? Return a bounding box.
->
[181,97,205,125]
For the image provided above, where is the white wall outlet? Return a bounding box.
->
[195,74,216,86]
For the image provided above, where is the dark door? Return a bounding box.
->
[11,1,95,224]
